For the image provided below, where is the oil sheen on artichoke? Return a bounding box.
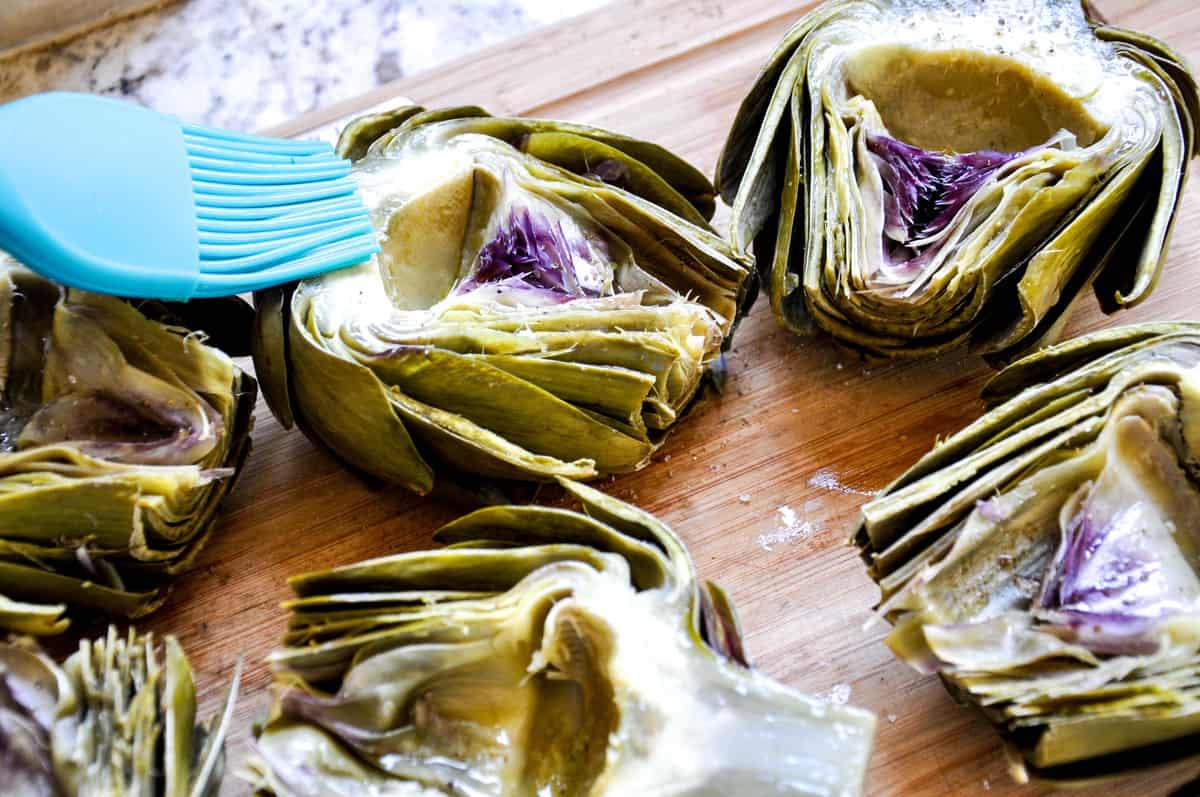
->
[246,479,876,796]
[252,105,757,495]
[717,0,1199,360]
[856,323,1200,782]
[0,257,255,635]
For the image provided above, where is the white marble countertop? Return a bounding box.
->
[0,0,609,132]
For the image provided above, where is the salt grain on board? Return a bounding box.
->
[808,467,877,497]
[820,683,853,705]
[757,505,814,551]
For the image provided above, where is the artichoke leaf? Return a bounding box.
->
[856,322,1200,780]
[335,104,427,162]
[249,480,876,796]
[718,0,1200,359]
[252,286,295,430]
[0,640,64,797]
[0,593,67,636]
[475,355,656,427]
[521,131,710,228]
[360,346,653,470]
[289,305,434,492]
[0,560,164,619]
[0,627,236,796]
[249,721,449,797]
[0,259,255,632]
[377,112,718,220]
[431,504,674,590]
[386,389,598,482]
[261,105,753,493]
[863,352,1200,556]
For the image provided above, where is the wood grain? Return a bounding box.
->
[125,0,1200,793]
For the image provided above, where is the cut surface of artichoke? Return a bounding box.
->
[0,626,238,797]
[855,323,1200,782]
[246,479,876,796]
[717,0,1199,360]
[0,258,256,632]
[253,105,755,494]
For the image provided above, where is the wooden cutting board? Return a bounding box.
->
[125,0,1200,793]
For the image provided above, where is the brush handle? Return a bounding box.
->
[0,93,200,297]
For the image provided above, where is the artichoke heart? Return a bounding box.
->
[253,104,755,494]
[855,323,1200,782]
[246,479,876,796]
[0,258,256,633]
[0,626,238,797]
[717,0,1199,360]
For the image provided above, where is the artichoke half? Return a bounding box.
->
[246,478,877,796]
[855,323,1200,782]
[0,259,256,634]
[716,0,1199,360]
[0,626,238,797]
[253,105,755,494]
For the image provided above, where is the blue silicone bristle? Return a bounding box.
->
[0,93,380,301]
[182,122,379,298]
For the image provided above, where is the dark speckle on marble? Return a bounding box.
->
[375,50,402,83]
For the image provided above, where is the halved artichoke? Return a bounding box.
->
[717,0,1199,360]
[0,258,256,633]
[0,626,238,796]
[855,323,1200,782]
[246,478,877,796]
[253,105,755,494]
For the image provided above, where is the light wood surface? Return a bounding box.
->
[126,0,1200,793]
[0,0,175,58]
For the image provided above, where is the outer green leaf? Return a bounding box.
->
[249,481,877,796]
[717,0,1199,360]
[0,262,256,633]
[855,322,1200,783]
[257,104,754,494]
